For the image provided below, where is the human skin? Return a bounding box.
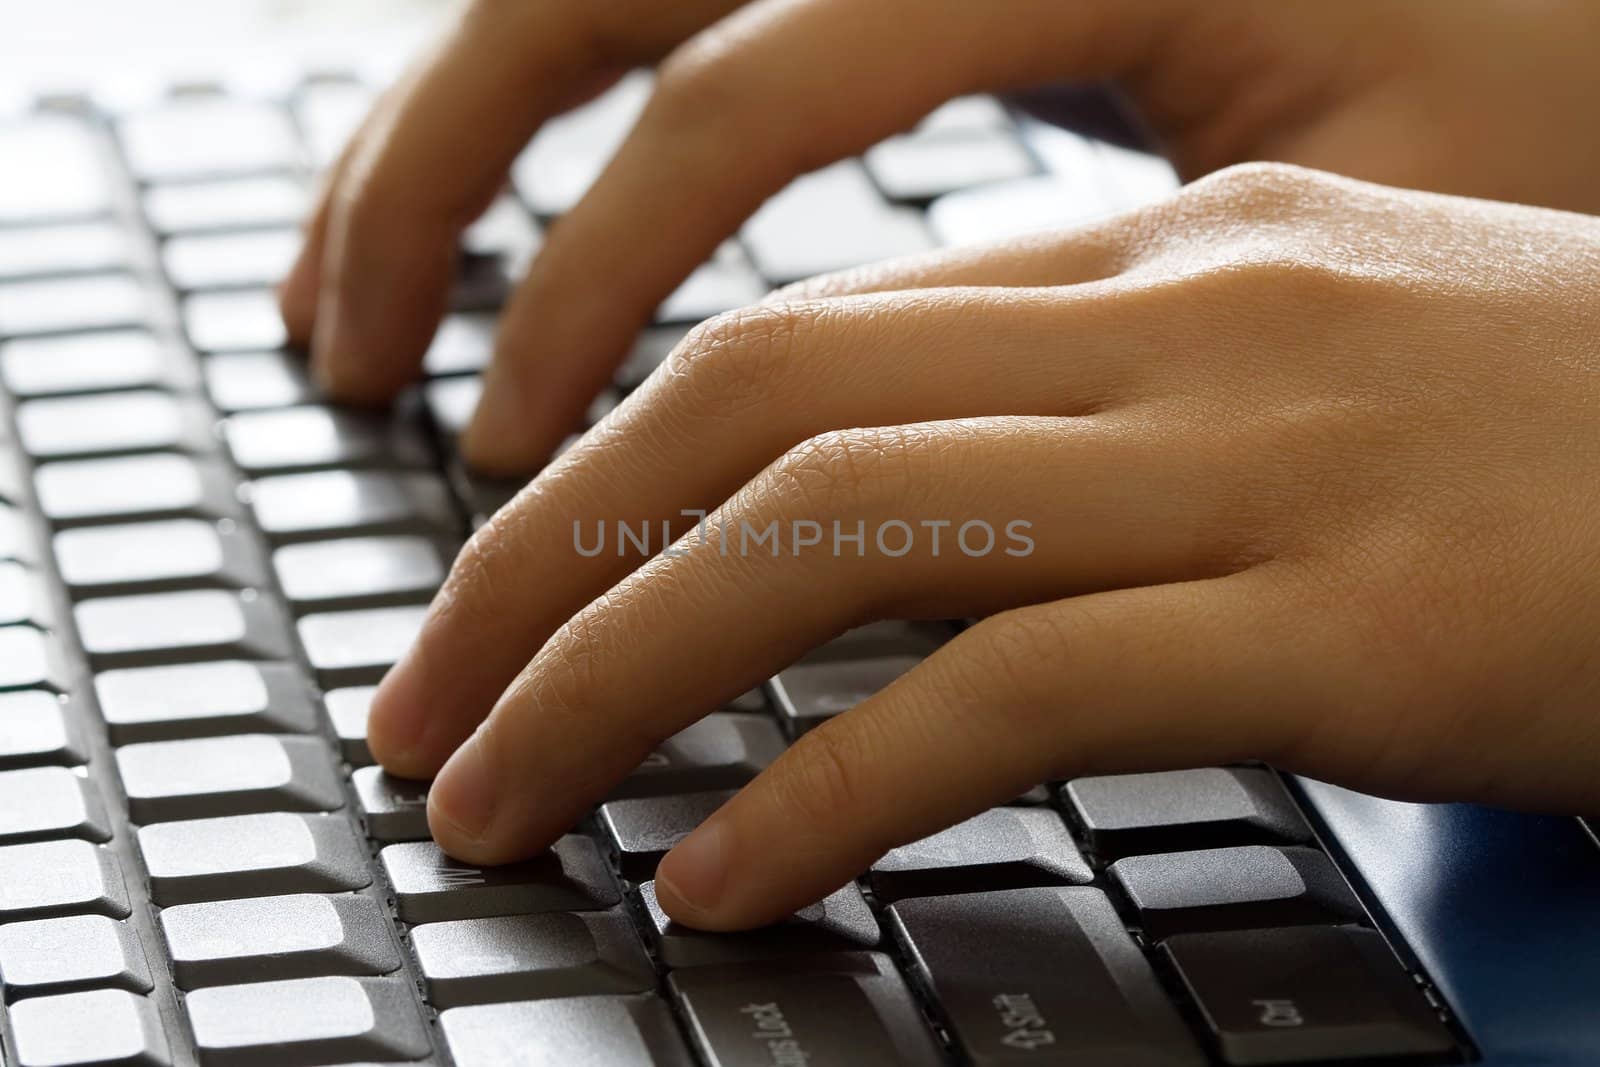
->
[277,1,1600,929]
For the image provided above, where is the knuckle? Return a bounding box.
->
[762,426,924,520]
[1185,160,1335,212]
[772,722,874,826]
[955,611,1068,714]
[651,38,756,133]
[665,304,819,417]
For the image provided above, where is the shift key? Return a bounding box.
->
[888,886,1204,1065]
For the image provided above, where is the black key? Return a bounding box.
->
[380,837,619,923]
[889,886,1204,1066]
[669,952,944,1066]
[351,766,431,841]
[1064,767,1312,859]
[609,713,786,799]
[870,807,1092,902]
[638,879,878,968]
[769,652,926,735]
[1110,845,1364,939]
[1163,925,1456,1065]
[598,790,732,881]
[443,994,695,1067]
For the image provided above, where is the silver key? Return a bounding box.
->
[381,837,619,923]
[75,589,289,668]
[0,274,150,336]
[442,994,695,1067]
[0,625,71,691]
[869,806,1093,901]
[351,766,432,841]
[186,975,430,1067]
[411,908,654,1009]
[511,73,652,216]
[422,313,495,376]
[0,839,129,920]
[116,734,343,823]
[0,117,110,224]
[322,686,375,764]
[610,712,786,799]
[16,390,207,460]
[9,989,170,1067]
[638,879,879,968]
[203,351,314,412]
[0,914,152,997]
[35,453,238,525]
[224,405,432,473]
[138,812,369,905]
[249,468,457,541]
[0,558,54,627]
[864,126,1037,202]
[0,690,81,768]
[120,97,300,182]
[424,374,481,437]
[0,766,109,844]
[294,79,374,168]
[273,535,447,609]
[183,290,289,353]
[54,518,263,596]
[160,893,399,989]
[163,229,301,291]
[298,604,428,687]
[0,330,178,398]
[0,220,129,280]
[94,660,316,744]
[657,246,767,324]
[0,500,41,562]
[769,651,927,734]
[144,174,308,235]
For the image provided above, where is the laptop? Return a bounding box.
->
[1,40,1598,1067]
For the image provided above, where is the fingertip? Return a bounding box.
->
[656,821,737,929]
[426,732,502,858]
[366,655,440,778]
[278,251,320,344]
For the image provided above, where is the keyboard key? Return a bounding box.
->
[163,229,301,291]
[224,405,432,473]
[351,766,431,841]
[769,652,925,734]
[610,713,786,799]
[322,685,375,764]
[0,220,129,280]
[381,837,619,923]
[864,127,1037,202]
[1110,845,1364,940]
[0,914,152,997]
[0,625,71,691]
[670,952,944,1066]
[889,886,1204,1066]
[144,174,307,234]
[9,989,170,1067]
[35,453,238,525]
[456,197,540,308]
[249,468,457,541]
[870,807,1092,902]
[1064,768,1313,860]
[1163,926,1455,1065]
[0,766,110,844]
[447,459,527,529]
[0,559,54,627]
[94,660,316,744]
[116,734,343,823]
[273,534,447,609]
[120,97,300,181]
[424,374,482,437]
[138,812,369,905]
[54,518,263,596]
[0,839,129,921]
[0,690,81,768]
[616,324,690,389]
[0,274,150,336]
[16,390,208,460]
[657,247,767,324]
[598,790,733,881]
[293,79,374,168]
[203,350,315,412]
[183,290,289,352]
[0,117,111,224]
[75,589,290,668]
[423,312,496,376]
[412,908,654,1008]
[443,994,695,1067]
[297,604,428,687]
[928,170,1114,248]
[743,160,936,285]
[186,975,430,1067]
[511,72,652,216]
[919,95,1013,134]
[0,331,178,398]
[160,893,400,989]
[639,879,878,968]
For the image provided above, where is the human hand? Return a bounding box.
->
[279,0,1600,472]
[365,164,1600,928]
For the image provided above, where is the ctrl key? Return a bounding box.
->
[670,953,944,1067]
[1162,925,1456,1065]
[10,988,170,1067]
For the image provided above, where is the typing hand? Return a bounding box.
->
[366,165,1600,928]
[279,0,1600,473]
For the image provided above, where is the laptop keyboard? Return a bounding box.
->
[0,71,1466,1066]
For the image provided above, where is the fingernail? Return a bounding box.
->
[657,821,729,915]
[428,731,498,843]
[366,653,427,769]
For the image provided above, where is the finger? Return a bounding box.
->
[461,0,1183,468]
[311,0,744,403]
[369,283,1154,778]
[423,415,1249,865]
[658,570,1312,929]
